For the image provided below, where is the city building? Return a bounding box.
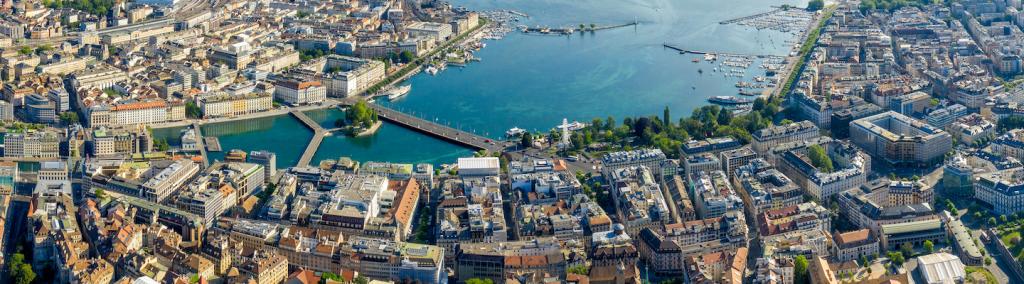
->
[601,148,671,177]
[831,229,879,262]
[751,120,820,154]
[456,237,563,283]
[850,111,952,167]
[776,140,870,200]
[589,225,640,284]
[720,146,757,178]
[948,113,994,145]
[837,179,940,235]
[323,55,386,97]
[975,168,1024,215]
[274,77,326,105]
[142,159,201,203]
[692,170,743,219]
[732,159,803,218]
[3,129,60,158]
[607,166,671,235]
[197,91,273,118]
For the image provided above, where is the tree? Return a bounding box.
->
[353,276,369,284]
[520,132,533,148]
[1001,215,1009,223]
[94,189,106,199]
[998,115,1024,132]
[794,255,809,284]
[663,106,671,128]
[924,240,934,253]
[807,0,824,11]
[985,257,992,266]
[901,242,914,257]
[345,100,378,129]
[717,108,732,126]
[154,138,170,151]
[466,279,494,284]
[568,264,588,275]
[59,111,79,125]
[17,46,32,55]
[887,251,905,266]
[8,253,35,284]
[807,144,834,172]
[185,101,202,119]
[988,217,998,227]
[860,255,869,267]
[399,51,415,64]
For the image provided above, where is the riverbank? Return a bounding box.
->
[354,121,383,136]
[148,100,342,130]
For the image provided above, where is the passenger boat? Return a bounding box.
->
[386,85,411,100]
[708,96,752,105]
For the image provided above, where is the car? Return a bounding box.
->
[484,139,491,143]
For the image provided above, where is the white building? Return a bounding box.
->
[916,253,965,284]
[198,92,273,118]
[274,78,326,106]
[142,160,201,203]
[458,157,500,178]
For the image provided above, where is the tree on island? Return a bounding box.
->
[346,100,379,129]
[807,0,824,11]
[807,144,834,172]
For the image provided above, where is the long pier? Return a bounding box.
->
[339,99,503,153]
[290,110,327,167]
[719,8,782,25]
[662,43,783,59]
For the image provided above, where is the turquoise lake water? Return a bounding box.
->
[154,0,804,168]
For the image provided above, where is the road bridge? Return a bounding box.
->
[339,99,503,153]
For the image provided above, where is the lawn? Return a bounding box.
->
[965,266,998,284]
[999,230,1023,257]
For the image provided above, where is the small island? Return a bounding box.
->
[336,100,382,136]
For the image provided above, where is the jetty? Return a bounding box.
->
[719,8,782,25]
[290,110,328,167]
[522,21,638,35]
[203,137,222,152]
[339,99,503,153]
[662,43,783,59]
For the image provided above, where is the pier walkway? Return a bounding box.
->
[339,99,503,153]
[290,110,327,167]
[192,122,209,167]
[662,44,783,59]
[719,8,782,25]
